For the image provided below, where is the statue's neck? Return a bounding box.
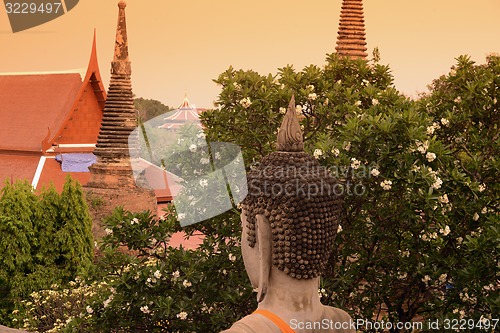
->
[258,268,323,320]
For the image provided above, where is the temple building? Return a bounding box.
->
[0,32,106,191]
[159,95,207,130]
[335,0,368,59]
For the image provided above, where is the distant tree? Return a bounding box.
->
[135,97,173,122]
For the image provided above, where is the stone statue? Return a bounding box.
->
[222,96,355,333]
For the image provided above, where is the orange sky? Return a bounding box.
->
[1,0,499,108]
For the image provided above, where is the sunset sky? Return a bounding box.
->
[1,0,499,108]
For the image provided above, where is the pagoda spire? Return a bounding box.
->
[88,0,139,188]
[335,0,368,59]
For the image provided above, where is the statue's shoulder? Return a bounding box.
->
[221,313,280,333]
[322,306,355,333]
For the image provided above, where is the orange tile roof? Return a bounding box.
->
[37,157,91,192]
[0,154,39,188]
[0,73,82,152]
[133,158,183,202]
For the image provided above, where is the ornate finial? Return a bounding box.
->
[276,95,304,152]
[111,0,131,75]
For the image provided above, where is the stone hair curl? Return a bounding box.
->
[241,151,342,280]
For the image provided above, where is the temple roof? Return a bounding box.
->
[0,31,105,153]
[0,73,82,152]
[177,95,195,110]
[159,95,205,130]
[335,0,368,59]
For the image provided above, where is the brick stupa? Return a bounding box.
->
[86,1,156,224]
[335,0,368,59]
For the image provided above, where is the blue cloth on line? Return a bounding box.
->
[55,153,96,172]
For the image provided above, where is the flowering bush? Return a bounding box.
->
[14,207,254,332]
[203,53,498,331]
[14,54,498,332]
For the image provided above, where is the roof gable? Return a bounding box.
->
[0,73,82,152]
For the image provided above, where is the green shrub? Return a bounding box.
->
[1,178,94,327]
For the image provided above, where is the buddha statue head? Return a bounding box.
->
[240,95,343,302]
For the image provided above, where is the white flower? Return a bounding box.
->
[86,306,93,314]
[296,105,303,115]
[313,149,323,159]
[350,158,361,170]
[481,207,488,214]
[440,225,451,236]
[372,98,379,106]
[239,97,252,108]
[154,270,162,279]
[140,305,150,314]
[337,224,343,233]
[200,157,210,165]
[355,100,362,106]
[473,212,479,221]
[233,82,242,91]
[172,270,180,279]
[422,275,431,284]
[331,148,340,157]
[415,140,429,154]
[431,177,443,190]
[370,168,380,177]
[454,96,462,103]
[308,93,317,101]
[105,228,113,235]
[103,296,113,308]
[199,179,208,187]
[426,125,435,135]
[131,217,139,225]
[279,107,286,114]
[441,118,450,126]
[438,273,448,283]
[196,132,206,139]
[343,141,351,151]
[426,152,436,162]
[177,213,186,220]
[228,254,236,262]
[183,280,192,288]
[189,144,197,153]
[438,194,449,204]
[307,84,315,91]
[176,311,188,320]
[478,183,486,192]
[380,180,392,190]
